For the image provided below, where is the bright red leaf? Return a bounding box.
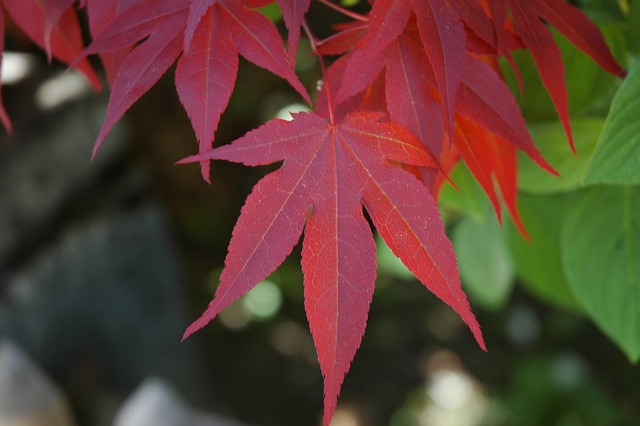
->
[83,0,189,158]
[84,0,309,180]
[0,0,102,132]
[490,0,625,151]
[454,114,527,235]
[457,54,556,175]
[385,33,444,161]
[338,0,466,140]
[278,0,311,66]
[40,0,75,58]
[531,0,625,78]
[506,0,574,151]
[180,111,485,425]
[85,0,140,84]
[2,0,101,89]
[320,21,551,227]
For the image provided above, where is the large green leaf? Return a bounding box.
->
[452,212,515,310]
[562,186,640,361]
[507,194,581,311]
[584,63,640,185]
[520,119,604,194]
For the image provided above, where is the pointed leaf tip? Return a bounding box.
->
[182,304,218,341]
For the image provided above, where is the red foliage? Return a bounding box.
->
[180,111,483,424]
[0,1,624,424]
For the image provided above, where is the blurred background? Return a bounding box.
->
[1,2,640,426]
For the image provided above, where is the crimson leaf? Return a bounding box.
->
[180,111,485,425]
[84,0,309,181]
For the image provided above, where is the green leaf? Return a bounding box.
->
[519,118,604,194]
[580,0,625,21]
[584,63,640,185]
[259,2,284,23]
[438,162,489,221]
[452,212,515,310]
[627,0,640,54]
[561,186,640,361]
[506,194,581,311]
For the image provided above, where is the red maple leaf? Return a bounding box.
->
[491,0,626,151]
[83,0,310,180]
[320,21,553,229]
[180,111,485,425]
[277,0,312,66]
[84,0,140,84]
[338,0,466,141]
[0,0,102,132]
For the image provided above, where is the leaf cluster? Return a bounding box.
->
[0,1,636,424]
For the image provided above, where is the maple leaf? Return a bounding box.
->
[320,21,553,228]
[83,0,310,181]
[179,111,485,425]
[0,0,102,131]
[453,0,493,41]
[84,0,141,84]
[2,0,100,89]
[491,0,626,151]
[338,0,466,141]
[384,32,444,161]
[278,0,311,66]
[82,0,189,155]
[454,114,527,235]
[5,0,101,89]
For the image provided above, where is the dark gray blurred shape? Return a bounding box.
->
[0,204,207,391]
[0,97,125,267]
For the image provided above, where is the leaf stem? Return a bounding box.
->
[303,20,336,125]
[315,0,368,22]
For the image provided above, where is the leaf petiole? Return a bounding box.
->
[303,19,336,125]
